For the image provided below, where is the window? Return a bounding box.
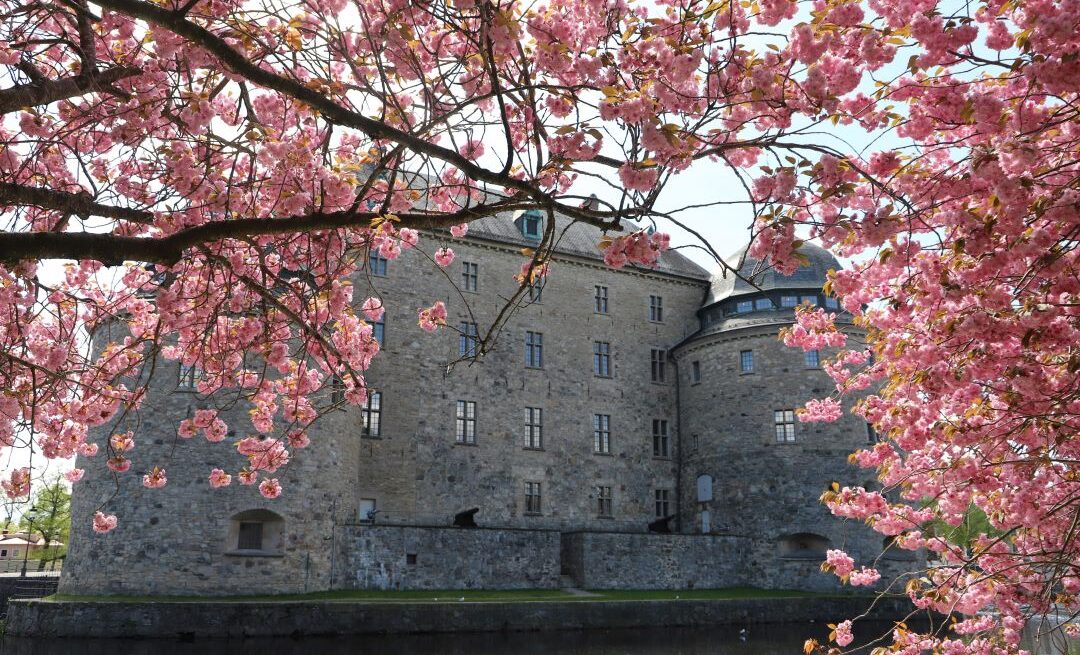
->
[649,295,663,322]
[755,298,774,310]
[524,407,543,449]
[825,296,839,310]
[594,285,608,314]
[805,350,820,368]
[691,361,701,383]
[525,331,543,368]
[650,349,666,383]
[800,295,817,306]
[520,210,543,240]
[597,486,613,517]
[237,522,263,550]
[361,391,382,437]
[372,315,385,346]
[654,489,671,518]
[593,414,611,454]
[330,376,346,404]
[456,400,477,444]
[652,419,670,457]
[593,341,611,377]
[781,295,799,308]
[736,300,753,313]
[368,252,388,277]
[740,350,754,373]
[359,498,377,523]
[178,363,200,390]
[775,409,796,443]
[1,549,7,557]
[528,278,544,303]
[525,481,542,514]
[461,261,478,292]
[459,322,479,357]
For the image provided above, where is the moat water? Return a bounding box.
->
[0,623,897,655]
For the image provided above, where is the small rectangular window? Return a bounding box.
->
[775,409,796,443]
[781,295,799,308]
[594,286,608,314]
[650,349,666,383]
[237,522,264,550]
[362,391,382,437]
[593,341,611,377]
[178,363,200,390]
[652,419,670,457]
[800,295,817,306]
[654,489,671,518]
[459,322,479,357]
[593,414,611,454]
[597,486,613,517]
[524,407,543,449]
[736,300,753,313]
[372,315,385,346]
[521,211,543,240]
[525,481,542,514]
[461,262,478,292]
[825,296,840,310]
[525,331,543,368]
[805,350,820,368]
[740,350,754,373]
[649,295,663,322]
[691,361,701,383]
[755,298,774,310]
[368,252,389,277]
[456,400,477,444]
[528,278,544,303]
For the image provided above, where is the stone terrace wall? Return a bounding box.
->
[336,525,560,590]
[561,532,753,589]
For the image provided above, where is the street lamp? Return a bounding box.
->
[19,509,37,578]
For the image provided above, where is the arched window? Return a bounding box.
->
[778,533,831,560]
[226,509,285,556]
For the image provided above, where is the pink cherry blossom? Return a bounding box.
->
[92,512,118,534]
[450,224,469,238]
[434,248,455,267]
[142,467,167,489]
[258,478,282,499]
[208,468,233,488]
[65,468,85,483]
[361,297,385,322]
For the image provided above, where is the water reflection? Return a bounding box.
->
[2,622,901,655]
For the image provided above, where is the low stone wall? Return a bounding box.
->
[0,575,60,617]
[6,595,915,639]
[561,532,754,589]
[336,525,561,590]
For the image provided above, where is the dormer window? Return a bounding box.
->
[516,210,543,241]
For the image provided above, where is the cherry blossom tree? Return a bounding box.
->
[0,0,1075,651]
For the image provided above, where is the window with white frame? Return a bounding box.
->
[594,285,608,314]
[805,350,820,368]
[524,407,543,449]
[781,295,799,308]
[597,486,613,517]
[456,400,477,444]
[593,414,611,454]
[362,391,382,437]
[459,322,479,357]
[525,331,543,368]
[461,261,478,292]
[740,350,754,373]
[654,489,671,518]
[775,409,796,443]
[650,349,666,382]
[649,295,663,322]
[593,341,611,377]
[178,363,201,390]
[524,481,542,514]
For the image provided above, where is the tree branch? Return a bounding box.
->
[0,66,140,115]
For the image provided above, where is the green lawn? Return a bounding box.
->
[47,586,844,604]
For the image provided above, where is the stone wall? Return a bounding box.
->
[7,595,917,639]
[335,525,561,590]
[561,532,753,589]
[0,575,59,617]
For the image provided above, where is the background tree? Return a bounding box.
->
[0,0,1075,653]
[18,478,71,564]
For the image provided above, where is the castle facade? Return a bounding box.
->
[60,213,907,596]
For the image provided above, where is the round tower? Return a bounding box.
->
[673,243,883,591]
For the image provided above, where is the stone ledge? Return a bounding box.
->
[6,595,913,639]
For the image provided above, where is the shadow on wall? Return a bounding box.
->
[225,509,285,556]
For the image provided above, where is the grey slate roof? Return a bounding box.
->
[464,210,710,281]
[704,241,840,306]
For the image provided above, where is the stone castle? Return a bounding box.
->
[61,211,911,595]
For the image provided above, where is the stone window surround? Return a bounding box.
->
[225,509,285,558]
